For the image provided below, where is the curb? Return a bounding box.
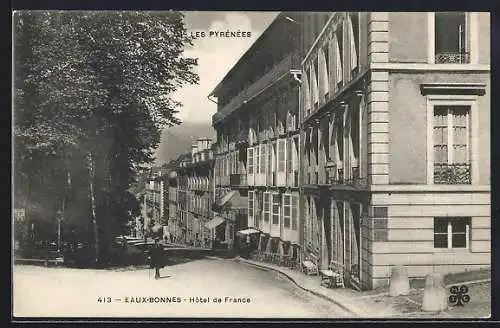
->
[234,257,369,317]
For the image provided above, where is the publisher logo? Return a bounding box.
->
[448,285,470,306]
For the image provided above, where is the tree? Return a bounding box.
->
[13,11,198,265]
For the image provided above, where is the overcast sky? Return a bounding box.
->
[174,11,279,124]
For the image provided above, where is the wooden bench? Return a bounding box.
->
[320,260,345,288]
[302,254,319,276]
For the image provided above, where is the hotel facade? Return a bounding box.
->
[298,12,490,290]
[209,13,304,257]
[201,11,490,290]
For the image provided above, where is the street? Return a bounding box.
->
[13,257,352,318]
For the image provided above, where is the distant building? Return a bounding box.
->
[176,139,215,247]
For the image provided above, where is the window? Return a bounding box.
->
[322,45,330,101]
[335,24,344,87]
[267,143,273,177]
[291,194,298,230]
[248,190,254,225]
[433,106,471,184]
[272,193,280,225]
[283,194,291,228]
[348,13,359,76]
[256,191,262,223]
[263,192,271,222]
[434,217,470,248]
[247,147,254,174]
[272,142,277,174]
[278,139,286,172]
[260,144,266,175]
[303,68,311,117]
[286,138,293,174]
[311,60,319,109]
[255,145,261,174]
[435,12,469,64]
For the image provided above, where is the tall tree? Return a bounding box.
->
[13,11,198,265]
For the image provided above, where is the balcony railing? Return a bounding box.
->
[324,164,367,188]
[434,164,471,184]
[230,174,247,187]
[435,52,470,64]
[344,166,367,188]
[213,52,300,125]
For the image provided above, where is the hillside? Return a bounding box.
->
[154,122,216,165]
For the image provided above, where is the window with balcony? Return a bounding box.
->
[256,191,262,224]
[312,59,320,110]
[283,194,292,229]
[433,106,471,184]
[260,144,266,175]
[434,217,470,249]
[248,190,254,226]
[247,147,254,174]
[291,194,298,230]
[272,193,280,225]
[435,12,469,64]
[234,152,239,174]
[319,45,329,102]
[272,141,277,173]
[286,138,293,174]
[267,142,273,182]
[278,139,286,173]
[263,192,270,222]
[348,13,359,77]
[335,24,344,88]
[255,145,261,175]
[304,197,311,243]
[303,67,312,118]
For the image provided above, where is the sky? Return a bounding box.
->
[173,11,279,124]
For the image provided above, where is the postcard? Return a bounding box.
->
[12,10,491,320]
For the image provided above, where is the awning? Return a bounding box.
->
[218,190,237,206]
[217,190,246,209]
[205,216,225,229]
[237,228,260,235]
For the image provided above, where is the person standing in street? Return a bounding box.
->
[148,237,164,279]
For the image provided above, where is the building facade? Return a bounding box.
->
[299,12,490,290]
[177,139,215,247]
[209,13,305,255]
[167,171,180,243]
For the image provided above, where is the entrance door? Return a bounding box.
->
[348,202,362,289]
[331,200,345,270]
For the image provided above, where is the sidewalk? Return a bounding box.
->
[235,257,491,318]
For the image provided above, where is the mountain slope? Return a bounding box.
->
[154,122,216,165]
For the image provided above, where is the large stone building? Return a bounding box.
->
[299,12,490,290]
[169,11,490,291]
[209,13,304,255]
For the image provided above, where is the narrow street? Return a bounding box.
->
[13,258,352,318]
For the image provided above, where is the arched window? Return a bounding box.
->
[335,23,344,88]
[348,13,359,77]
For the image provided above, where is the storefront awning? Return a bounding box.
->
[218,190,237,206]
[205,216,225,229]
[237,228,260,235]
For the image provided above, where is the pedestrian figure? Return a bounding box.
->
[148,238,164,279]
